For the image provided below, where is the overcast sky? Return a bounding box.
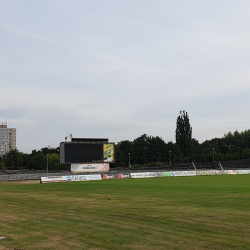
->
[1,0,250,153]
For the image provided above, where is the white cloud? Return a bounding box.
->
[0,118,38,125]
[1,23,57,45]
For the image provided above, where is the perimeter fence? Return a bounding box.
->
[0,170,131,182]
[1,159,250,182]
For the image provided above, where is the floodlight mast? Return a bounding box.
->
[65,133,73,141]
[46,154,49,172]
[225,145,234,153]
[69,133,73,141]
[128,153,130,168]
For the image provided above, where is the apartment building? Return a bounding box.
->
[0,122,16,157]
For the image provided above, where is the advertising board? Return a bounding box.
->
[228,170,239,175]
[70,174,102,181]
[155,172,164,177]
[130,172,156,178]
[103,144,115,162]
[228,170,250,175]
[160,172,171,177]
[237,170,250,174]
[118,173,131,179]
[216,170,228,175]
[102,174,116,180]
[171,171,196,177]
[196,170,218,176]
[41,176,67,183]
[40,168,250,184]
[71,163,109,172]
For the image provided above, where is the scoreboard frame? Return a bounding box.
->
[60,140,115,164]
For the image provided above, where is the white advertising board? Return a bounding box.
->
[237,170,250,175]
[41,176,67,183]
[71,163,109,172]
[171,171,196,177]
[68,174,102,181]
[196,170,219,176]
[228,170,239,175]
[130,172,156,178]
[216,170,228,175]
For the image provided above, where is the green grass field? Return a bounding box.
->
[0,175,250,250]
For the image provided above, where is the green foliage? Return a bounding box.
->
[48,154,61,170]
[114,140,134,168]
[133,134,166,165]
[41,147,60,155]
[29,153,46,170]
[3,149,28,169]
[1,146,65,171]
[2,124,250,170]
[114,127,250,167]
[175,110,194,157]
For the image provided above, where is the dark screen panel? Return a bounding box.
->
[65,144,103,163]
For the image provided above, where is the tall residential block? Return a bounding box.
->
[0,122,16,156]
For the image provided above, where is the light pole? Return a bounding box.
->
[169,151,171,165]
[128,153,130,168]
[212,148,215,162]
[225,145,234,160]
[3,138,6,155]
[225,145,234,154]
[46,154,49,172]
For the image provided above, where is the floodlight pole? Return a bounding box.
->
[128,153,130,168]
[169,151,171,165]
[46,154,49,172]
[225,145,234,154]
[212,148,215,162]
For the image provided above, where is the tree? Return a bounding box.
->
[114,140,134,168]
[132,134,166,165]
[5,149,28,169]
[29,153,46,170]
[133,134,151,165]
[48,154,61,170]
[175,110,193,157]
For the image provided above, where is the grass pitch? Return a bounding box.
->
[0,175,250,250]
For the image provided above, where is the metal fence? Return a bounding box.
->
[0,172,68,181]
[1,160,250,182]
[0,169,164,182]
[0,171,128,182]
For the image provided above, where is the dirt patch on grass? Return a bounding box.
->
[0,246,10,250]
[0,214,20,223]
[0,180,40,185]
[123,243,167,250]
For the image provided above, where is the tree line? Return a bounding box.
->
[1,111,250,170]
[113,130,250,168]
[0,147,65,171]
[113,111,250,168]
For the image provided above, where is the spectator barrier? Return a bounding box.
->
[39,169,250,183]
[1,169,250,183]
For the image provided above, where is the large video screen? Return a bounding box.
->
[60,142,115,164]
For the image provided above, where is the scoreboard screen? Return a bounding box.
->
[60,142,115,164]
